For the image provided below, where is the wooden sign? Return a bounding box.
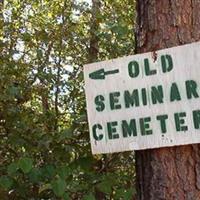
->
[84,42,200,154]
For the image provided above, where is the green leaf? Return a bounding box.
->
[51,177,66,197]
[123,189,135,200]
[28,168,41,183]
[63,192,70,200]
[115,188,135,199]
[59,128,73,141]
[57,165,70,179]
[41,165,56,179]
[18,157,33,173]
[112,25,128,37]
[83,193,95,200]
[78,157,93,171]
[7,162,18,176]
[0,176,13,190]
[97,180,112,194]
[37,49,43,59]
[8,86,20,97]
[22,32,32,42]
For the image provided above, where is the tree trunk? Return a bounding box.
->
[88,0,101,63]
[88,0,107,199]
[135,0,200,200]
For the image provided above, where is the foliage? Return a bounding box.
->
[0,0,136,199]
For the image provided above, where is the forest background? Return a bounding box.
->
[0,0,136,199]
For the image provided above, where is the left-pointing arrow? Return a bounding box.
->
[89,68,119,80]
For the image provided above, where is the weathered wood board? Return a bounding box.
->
[84,42,200,154]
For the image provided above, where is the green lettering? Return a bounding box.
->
[122,119,137,137]
[128,61,139,78]
[141,88,147,106]
[140,117,152,135]
[161,54,173,73]
[95,95,105,112]
[193,110,200,129]
[174,112,188,132]
[107,121,119,139]
[156,115,168,133]
[124,90,139,108]
[170,83,181,102]
[109,92,121,110]
[92,124,103,141]
[186,80,199,99]
[144,58,157,76]
[151,85,164,104]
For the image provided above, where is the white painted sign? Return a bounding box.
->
[84,42,200,154]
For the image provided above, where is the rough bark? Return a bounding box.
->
[135,0,200,200]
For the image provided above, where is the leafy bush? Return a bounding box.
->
[0,0,136,199]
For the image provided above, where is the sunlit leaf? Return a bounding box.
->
[51,177,66,197]
[18,157,33,174]
[0,176,13,190]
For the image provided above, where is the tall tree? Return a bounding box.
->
[135,1,200,199]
